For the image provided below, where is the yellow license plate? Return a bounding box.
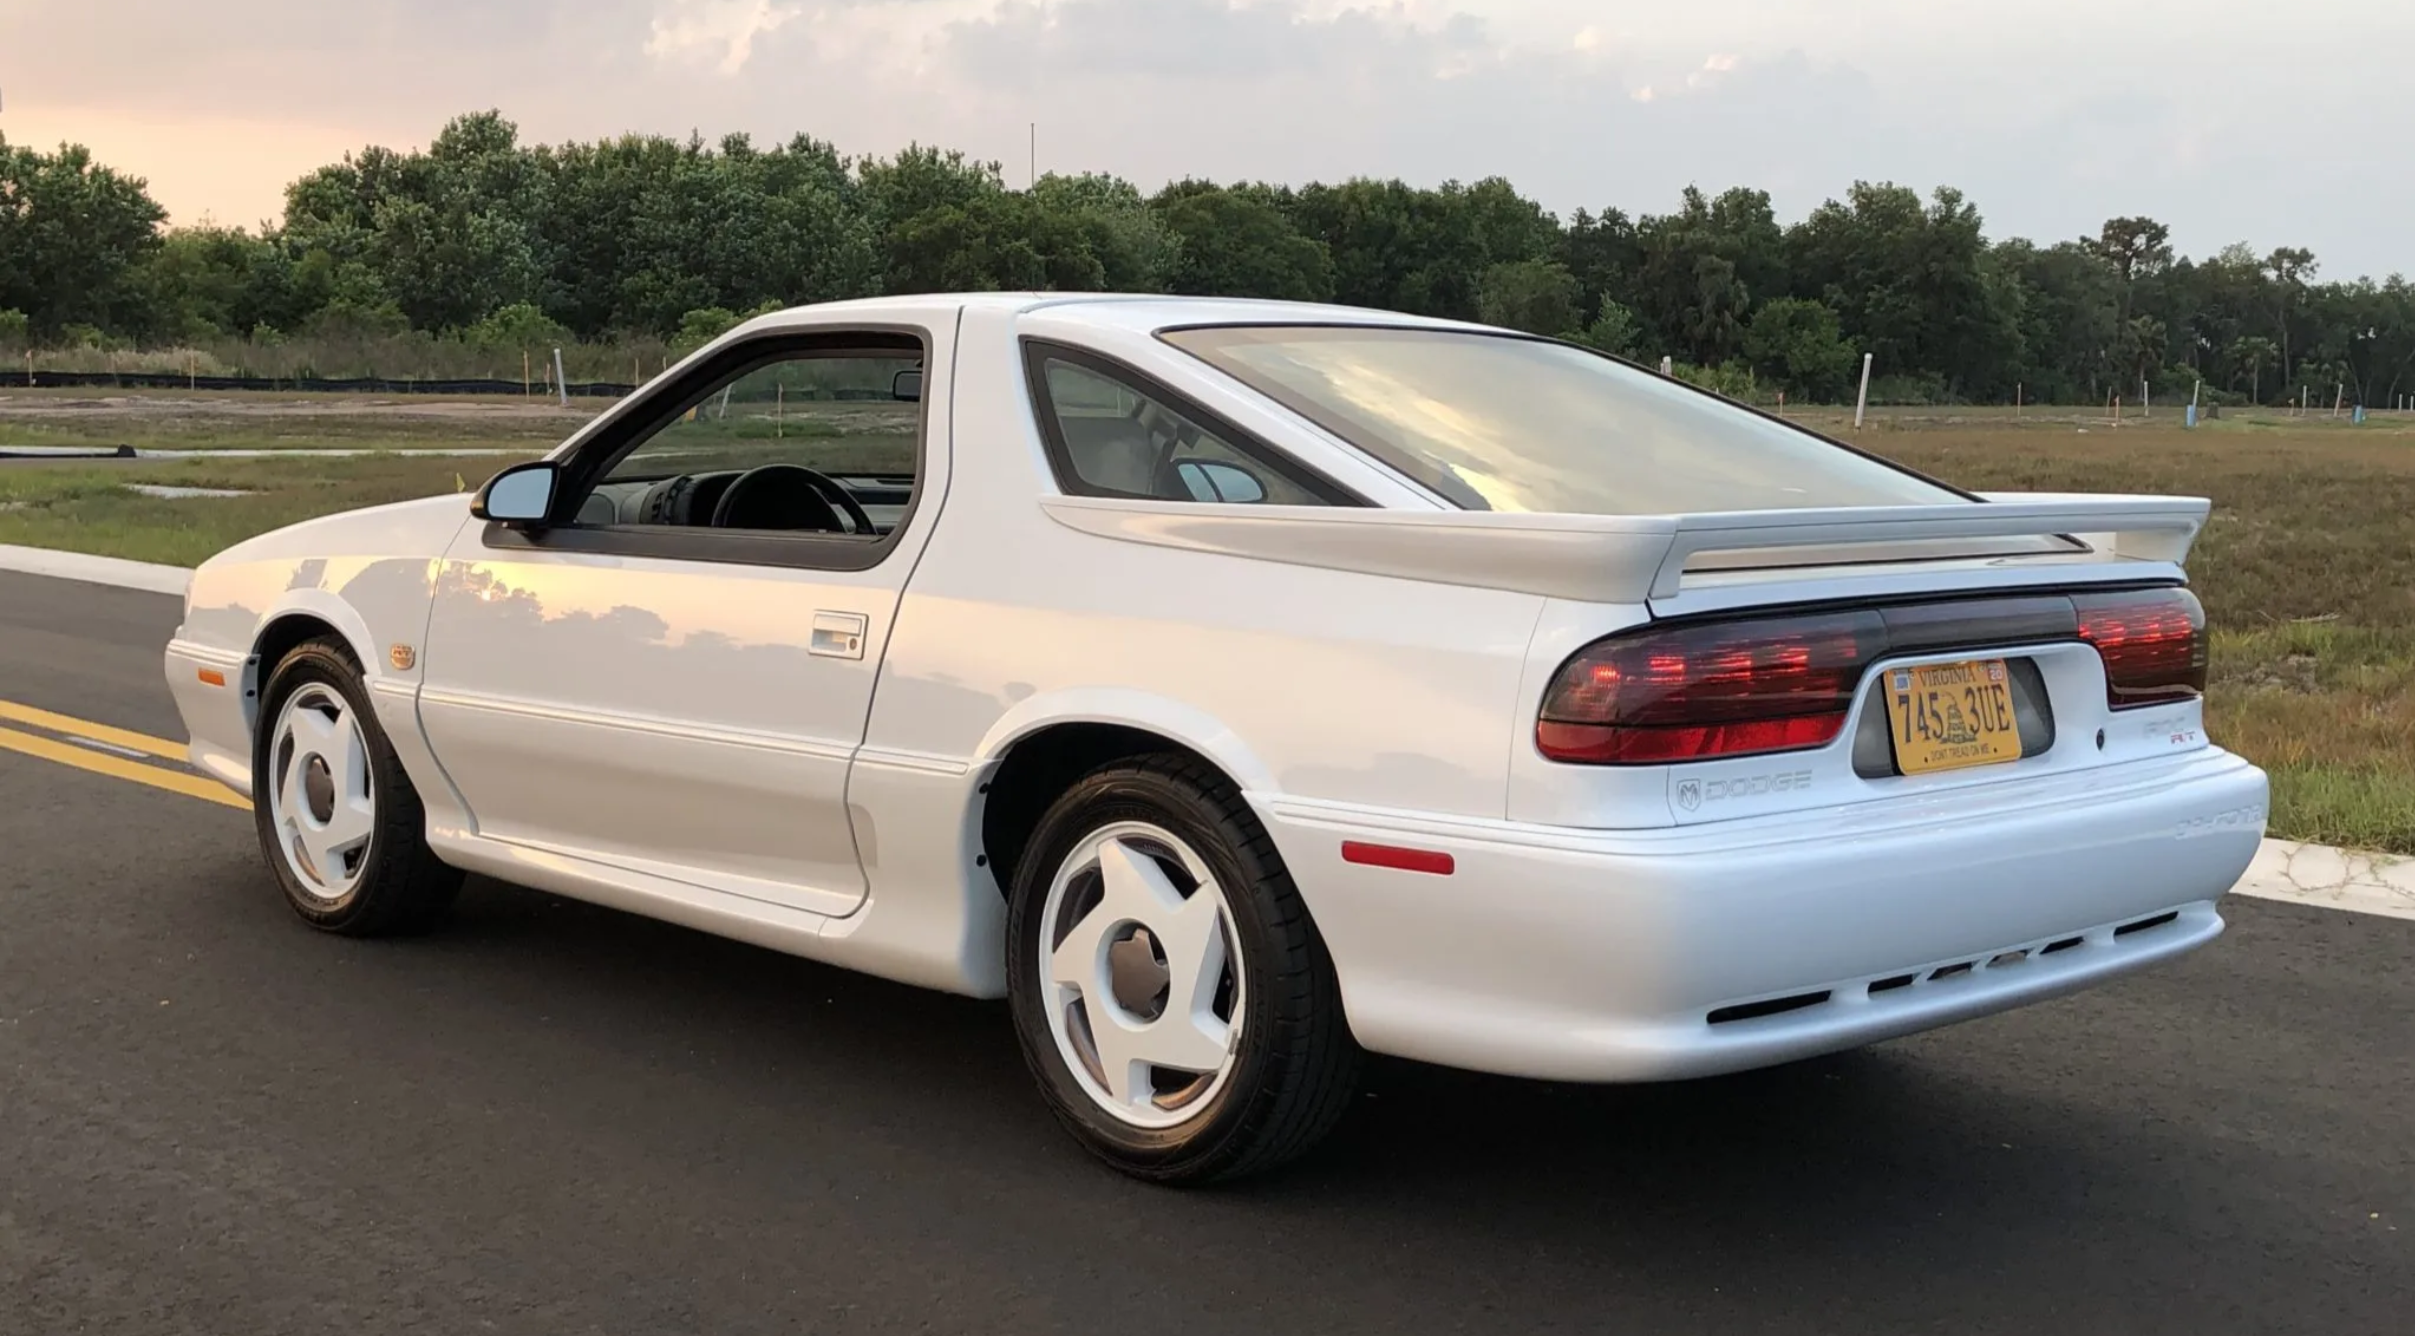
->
[1883,659,2023,776]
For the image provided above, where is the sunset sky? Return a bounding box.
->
[5,0,2410,276]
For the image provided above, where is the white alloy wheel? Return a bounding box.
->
[1038,820,1245,1129]
[267,682,377,900]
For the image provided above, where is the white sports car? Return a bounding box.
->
[164,295,2269,1181]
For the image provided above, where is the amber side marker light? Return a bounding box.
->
[1341,841,1456,876]
[197,669,227,687]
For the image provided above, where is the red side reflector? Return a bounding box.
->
[1340,841,1455,876]
[197,669,226,687]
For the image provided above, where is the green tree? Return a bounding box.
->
[1560,207,1641,329]
[1573,297,1643,358]
[1998,239,2121,402]
[1627,186,1784,365]
[1477,259,1581,335]
[2264,246,2317,389]
[1744,297,1856,400]
[2230,336,2278,404]
[1031,172,1176,292]
[466,301,574,352]
[140,225,283,341]
[0,135,168,337]
[1156,189,1333,301]
[1785,182,2020,399]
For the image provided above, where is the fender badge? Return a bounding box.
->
[389,644,417,671]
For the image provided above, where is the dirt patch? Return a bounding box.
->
[2232,653,2323,694]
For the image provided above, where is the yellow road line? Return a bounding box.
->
[0,724,247,810]
[0,698,189,761]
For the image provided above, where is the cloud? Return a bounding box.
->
[645,0,805,74]
[2,0,2412,277]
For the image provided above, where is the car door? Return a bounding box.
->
[415,317,952,918]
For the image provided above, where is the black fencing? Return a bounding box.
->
[11,370,921,402]
[11,370,639,398]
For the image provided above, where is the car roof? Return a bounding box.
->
[750,292,1490,336]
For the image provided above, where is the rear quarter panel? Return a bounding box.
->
[864,304,1549,822]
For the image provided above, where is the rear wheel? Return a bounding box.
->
[1005,755,1360,1183]
[253,638,461,935]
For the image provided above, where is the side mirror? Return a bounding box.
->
[892,368,923,403]
[472,461,560,527]
[1172,459,1268,504]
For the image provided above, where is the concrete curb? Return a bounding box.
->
[1,543,2408,923]
[0,543,190,597]
[2234,840,2415,922]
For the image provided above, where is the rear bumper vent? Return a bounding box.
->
[1708,990,1832,1025]
[2114,910,2181,938]
[1700,904,2199,1027]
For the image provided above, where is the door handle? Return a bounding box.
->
[810,611,869,660]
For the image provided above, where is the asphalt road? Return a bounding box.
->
[1,568,2408,1335]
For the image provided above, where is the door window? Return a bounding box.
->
[569,346,924,539]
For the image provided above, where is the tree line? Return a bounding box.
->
[4,110,2412,406]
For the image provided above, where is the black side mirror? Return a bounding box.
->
[472,461,561,527]
[892,368,923,403]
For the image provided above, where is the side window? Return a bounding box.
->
[571,347,923,536]
[1029,351,1338,506]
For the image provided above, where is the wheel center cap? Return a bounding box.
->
[1106,925,1172,1020]
[302,754,336,824]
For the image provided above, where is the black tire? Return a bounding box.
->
[252,637,462,936]
[1005,754,1361,1184]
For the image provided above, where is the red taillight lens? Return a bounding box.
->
[2073,587,2207,709]
[1536,611,1886,764]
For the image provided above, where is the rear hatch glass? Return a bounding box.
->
[1163,324,2070,559]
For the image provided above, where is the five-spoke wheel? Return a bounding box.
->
[1007,755,1360,1183]
[268,682,377,899]
[1039,821,1245,1128]
[253,637,461,934]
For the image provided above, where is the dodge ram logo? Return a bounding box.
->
[1676,779,1703,811]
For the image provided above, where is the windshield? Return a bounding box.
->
[1160,325,1966,515]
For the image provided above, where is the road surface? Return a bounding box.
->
[1,569,2407,1334]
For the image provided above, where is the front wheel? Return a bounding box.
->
[253,637,462,935]
[1005,755,1360,1184]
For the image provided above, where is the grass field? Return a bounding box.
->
[4,396,2411,852]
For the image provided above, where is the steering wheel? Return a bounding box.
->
[710,463,877,534]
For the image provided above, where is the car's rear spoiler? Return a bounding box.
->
[1038,493,2212,606]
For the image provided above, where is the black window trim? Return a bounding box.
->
[1019,338,1367,508]
[482,324,935,573]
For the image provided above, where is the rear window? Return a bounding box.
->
[1160,325,1966,516]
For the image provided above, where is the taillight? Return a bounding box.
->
[2074,587,2206,709]
[1536,611,1886,764]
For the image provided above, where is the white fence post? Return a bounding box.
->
[1853,353,1874,429]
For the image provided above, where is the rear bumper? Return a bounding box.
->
[1256,747,2267,1082]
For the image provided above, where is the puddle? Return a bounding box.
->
[124,484,252,499]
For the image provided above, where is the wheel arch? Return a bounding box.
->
[972,691,1277,901]
[245,595,382,730]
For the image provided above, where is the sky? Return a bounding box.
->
[4,0,2411,278]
